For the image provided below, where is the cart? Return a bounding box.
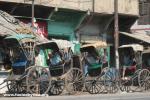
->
[141,48,150,91]
[80,41,113,94]
[1,34,51,94]
[119,44,150,92]
[48,39,84,95]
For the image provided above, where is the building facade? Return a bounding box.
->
[139,0,150,25]
[0,0,139,15]
[0,0,139,66]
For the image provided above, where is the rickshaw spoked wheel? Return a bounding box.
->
[6,80,26,94]
[49,79,64,95]
[6,81,18,93]
[138,69,150,91]
[65,68,84,95]
[26,66,51,94]
[120,78,132,92]
[143,77,150,91]
[103,68,120,93]
[85,75,104,94]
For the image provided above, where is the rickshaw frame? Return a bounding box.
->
[119,44,150,92]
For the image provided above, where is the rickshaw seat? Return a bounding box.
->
[88,63,102,70]
[49,64,64,70]
[12,59,27,75]
[12,60,27,68]
[86,62,103,77]
[125,65,136,76]
[49,62,66,76]
[85,57,103,70]
[49,52,71,71]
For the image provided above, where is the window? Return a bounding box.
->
[139,0,150,24]
[139,2,148,15]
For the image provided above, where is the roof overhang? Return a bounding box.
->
[120,32,150,44]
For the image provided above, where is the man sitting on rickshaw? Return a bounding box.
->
[84,52,101,75]
[63,48,72,61]
[122,52,136,80]
[86,53,100,64]
[48,50,63,67]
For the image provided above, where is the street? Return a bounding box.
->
[0,92,150,100]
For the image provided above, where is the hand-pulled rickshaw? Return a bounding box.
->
[119,44,150,92]
[141,48,150,91]
[1,34,84,95]
[2,34,51,94]
[47,39,84,95]
[80,41,112,94]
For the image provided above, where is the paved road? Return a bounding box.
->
[0,92,150,100]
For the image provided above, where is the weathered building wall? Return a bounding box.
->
[94,0,139,15]
[118,0,139,15]
[0,0,139,15]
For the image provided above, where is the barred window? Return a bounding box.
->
[139,2,148,15]
[139,0,150,24]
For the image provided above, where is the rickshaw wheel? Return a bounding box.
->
[49,79,64,95]
[6,80,26,94]
[120,81,131,92]
[85,76,104,94]
[26,66,51,94]
[6,81,17,93]
[119,69,141,92]
[138,69,150,91]
[65,68,84,95]
[144,77,150,91]
[103,68,120,93]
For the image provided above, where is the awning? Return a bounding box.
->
[0,10,32,36]
[120,32,150,44]
[47,9,86,40]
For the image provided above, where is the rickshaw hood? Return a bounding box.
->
[81,41,107,48]
[52,39,73,49]
[119,44,144,51]
[5,34,35,41]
